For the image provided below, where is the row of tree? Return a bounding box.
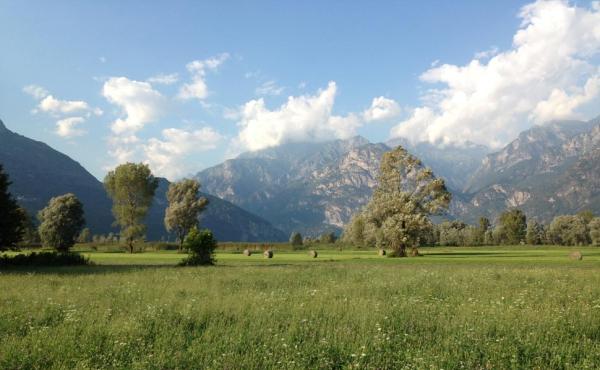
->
[0,163,211,255]
[341,146,600,252]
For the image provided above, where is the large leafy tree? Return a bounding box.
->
[104,163,158,253]
[547,215,589,246]
[355,146,451,257]
[0,164,26,250]
[38,193,85,253]
[590,217,600,246]
[164,179,208,250]
[496,209,527,245]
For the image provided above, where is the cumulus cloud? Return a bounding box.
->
[231,82,362,153]
[102,77,164,134]
[178,53,229,101]
[23,84,102,138]
[255,80,285,96]
[362,96,401,122]
[147,73,179,85]
[38,95,91,115]
[144,127,223,179]
[391,0,600,148]
[23,84,49,99]
[56,117,86,138]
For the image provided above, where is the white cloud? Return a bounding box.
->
[362,96,401,122]
[24,84,103,138]
[23,84,49,99]
[102,77,165,134]
[391,0,600,148]
[255,80,285,96]
[38,95,91,115]
[147,73,179,85]
[144,127,223,179]
[231,82,361,153]
[178,53,229,101]
[474,46,499,60]
[56,117,85,138]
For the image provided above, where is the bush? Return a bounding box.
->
[0,252,91,267]
[179,227,217,266]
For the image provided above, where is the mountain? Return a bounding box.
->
[457,117,600,223]
[196,137,388,236]
[0,119,115,234]
[0,120,285,242]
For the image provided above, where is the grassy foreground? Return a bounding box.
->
[1,247,600,369]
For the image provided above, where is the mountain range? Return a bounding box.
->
[195,116,599,233]
[2,114,598,240]
[0,119,286,242]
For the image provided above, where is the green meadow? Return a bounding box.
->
[2,246,600,369]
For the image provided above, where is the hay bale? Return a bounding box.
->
[378,249,386,256]
[569,251,583,261]
[243,249,252,257]
[309,250,318,258]
[263,250,273,258]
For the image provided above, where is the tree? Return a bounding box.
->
[525,220,544,245]
[38,193,85,253]
[577,210,595,225]
[548,215,589,246]
[342,213,366,247]
[320,232,337,244]
[356,146,451,257]
[0,165,26,250]
[164,179,208,251]
[438,221,467,246]
[179,227,217,266]
[475,217,491,245]
[104,163,158,253]
[496,209,527,245]
[590,218,600,246]
[77,228,92,244]
[19,208,40,246]
[289,232,303,247]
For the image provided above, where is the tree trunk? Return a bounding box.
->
[391,243,407,257]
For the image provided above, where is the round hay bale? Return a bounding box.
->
[378,249,386,256]
[243,249,252,257]
[569,251,583,261]
[309,250,318,258]
[263,250,273,258]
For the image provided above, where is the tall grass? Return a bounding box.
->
[1,250,600,368]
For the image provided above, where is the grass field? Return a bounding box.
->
[1,246,600,369]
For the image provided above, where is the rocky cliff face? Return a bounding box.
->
[458,117,600,223]
[196,137,388,235]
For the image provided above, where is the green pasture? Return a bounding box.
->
[1,246,600,369]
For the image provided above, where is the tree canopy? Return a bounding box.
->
[348,146,451,256]
[164,179,208,250]
[38,193,85,253]
[104,163,158,253]
[0,165,26,250]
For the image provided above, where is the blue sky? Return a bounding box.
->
[1,0,599,180]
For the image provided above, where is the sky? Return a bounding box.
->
[1,0,599,180]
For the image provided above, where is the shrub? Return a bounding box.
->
[0,252,91,267]
[179,227,217,266]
